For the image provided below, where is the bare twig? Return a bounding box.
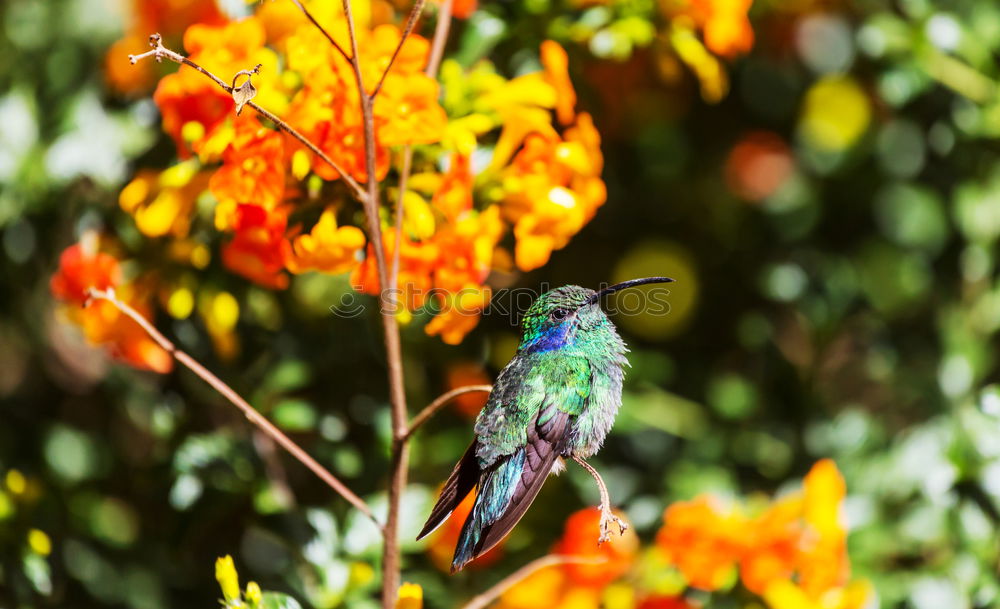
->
[252,431,297,509]
[288,0,352,63]
[404,385,493,440]
[129,34,368,204]
[336,1,412,604]
[460,555,608,609]
[369,0,427,100]
[85,288,382,530]
[425,0,453,79]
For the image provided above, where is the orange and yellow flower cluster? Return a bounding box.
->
[656,459,871,609]
[463,460,868,609]
[74,0,609,357]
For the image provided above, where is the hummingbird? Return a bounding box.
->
[417,277,675,572]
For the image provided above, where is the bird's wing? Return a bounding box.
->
[451,405,571,571]
[449,355,592,571]
[474,354,592,466]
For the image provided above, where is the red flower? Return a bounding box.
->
[209,116,286,214]
[50,243,123,305]
[553,507,638,588]
[222,205,290,289]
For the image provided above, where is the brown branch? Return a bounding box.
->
[425,0,453,79]
[288,0,352,63]
[336,1,412,605]
[85,287,382,531]
[369,0,427,100]
[460,555,608,609]
[404,385,492,441]
[129,34,368,204]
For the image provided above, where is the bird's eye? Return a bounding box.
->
[551,308,569,321]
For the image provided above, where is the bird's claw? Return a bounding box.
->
[597,507,628,545]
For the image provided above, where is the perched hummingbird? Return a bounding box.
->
[417,277,675,572]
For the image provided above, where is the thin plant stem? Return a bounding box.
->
[128,35,368,204]
[337,0,412,604]
[404,385,493,441]
[84,288,382,530]
[288,0,353,63]
[459,555,608,609]
[369,0,428,100]
[426,0,453,79]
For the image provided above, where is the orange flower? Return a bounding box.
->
[362,24,431,83]
[291,96,390,183]
[426,489,504,571]
[374,73,448,146]
[209,116,286,227]
[353,206,502,343]
[105,34,158,94]
[540,41,576,126]
[657,460,864,606]
[497,564,599,609]
[798,459,850,597]
[284,209,366,274]
[133,0,225,37]
[154,18,279,156]
[222,205,290,290]
[680,0,754,58]
[501,114,605,271]
[442,0,478,19]
[432,153,474,220]
[656,496,746,591]
[50,243,122,306]
[740,495,803,595]
[424,286,492,345]
[554,508,638,588]
[51,242,172,373]
[636,597,698,609]
[105,0,225,94]
[351,231,439,312]
[78,295,174,373]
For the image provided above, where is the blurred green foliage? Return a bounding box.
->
[4,0,1000,608]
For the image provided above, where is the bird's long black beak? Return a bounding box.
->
[587,276,675,305]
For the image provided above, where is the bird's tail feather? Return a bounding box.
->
[417,442,480,541]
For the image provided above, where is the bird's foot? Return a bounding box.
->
[597,506,629,545]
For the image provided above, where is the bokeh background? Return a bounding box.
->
[3,0,1000,608]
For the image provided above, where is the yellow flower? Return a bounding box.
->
[541,40,577,126]
[396,582,423,609]
[215,555,241,603]
[245,582,262,607]
[669,24,728,103]
[284,209,367,275]
[119,162,208,239]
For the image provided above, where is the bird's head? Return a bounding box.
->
[518,277,674,353]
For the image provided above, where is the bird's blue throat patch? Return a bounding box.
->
[521,323,574,353]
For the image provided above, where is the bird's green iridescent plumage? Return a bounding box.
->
[419,282,669,572]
